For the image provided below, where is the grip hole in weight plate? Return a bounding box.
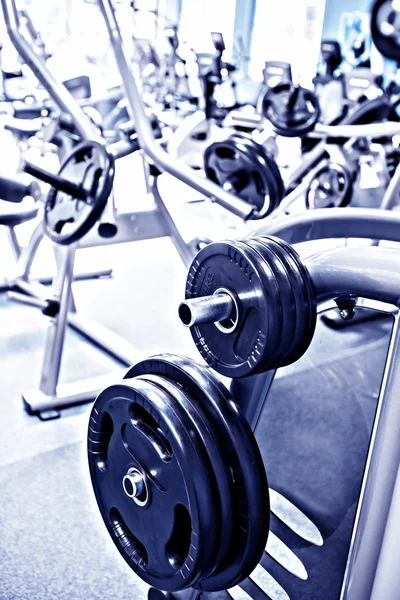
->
[95,410,114,472]
[128,404,173,462]
[215,147,236,160]
[214,287,239,334]
[206,167,218,183]
[166,504,192,569]
[55,216,74,234]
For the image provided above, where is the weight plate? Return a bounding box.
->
[230,133,285,212]
[235,132,285,201]
[235,239,286,369]
[245,237,297,370]
[125,354,270,591]
[136,372,235,586]
[88,377,220,591]
[260,236,317,365]
[204,134,278,217]
[262,83,320,137]
[258,143,286,203]
[254,237,306,368]
[306,163,353,209]
[185,240,275,378]
[44,141,114,245]
[371,0,400,62]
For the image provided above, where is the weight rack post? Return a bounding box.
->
[341,312,400,600]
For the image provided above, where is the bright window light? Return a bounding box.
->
[249,0,326,87]
[179,0,236,58]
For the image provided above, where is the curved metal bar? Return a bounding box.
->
[305,246,400,306]
[251,208,400,244]
[1,0,99,142]
[314,121,400,138]
[97,0,254,221]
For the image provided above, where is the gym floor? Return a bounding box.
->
[0,132,395,600]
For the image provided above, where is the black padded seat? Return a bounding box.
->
[0,199,38,226]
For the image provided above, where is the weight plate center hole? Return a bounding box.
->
[213,288,239,334]
[123,468,149,506]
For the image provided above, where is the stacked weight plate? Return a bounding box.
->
[88,355,270,593]
[204,133,285,219]
[306,163,353,209]
[184,236,317,378]
[261,83,320,137]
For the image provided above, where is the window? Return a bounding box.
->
[250,0,326,86]
[179,0,236,57]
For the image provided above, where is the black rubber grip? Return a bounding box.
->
[0,176,32,203]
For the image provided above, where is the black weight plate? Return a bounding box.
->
[44,141,114,245]
[306,163,353,209]
[229,133,284,215]
[254,236,311,368]
[231,133,285,205]
[246,237,297,370]
[136,372,234,584]
[261,236,317,365]
[257,143,286,204]
[267,235,317,364]
[88,377,220,591]
[254,237,308,368]
[262,83,320,137]
[125,354,270,591]
[371,0,400,62]
[235,238,287,370]
[204,138,261,211]
[185,240,276,378]
[204,136,274,216]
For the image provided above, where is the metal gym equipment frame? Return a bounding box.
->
[0,0,257,418]
[3,2,399,598]
[3,0,400,420]
[171,232,400,600]
[100,0,400,223]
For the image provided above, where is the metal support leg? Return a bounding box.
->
[21,238,134,416]
[15,219,44,280]
[53,243,77,313]
[141,150,152,196]
[341,313,400,600]
[230,370,276,432]
[0,217,112,293]
[23,244,77,418]
[6,225,21,259]
[379,160,400,211]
